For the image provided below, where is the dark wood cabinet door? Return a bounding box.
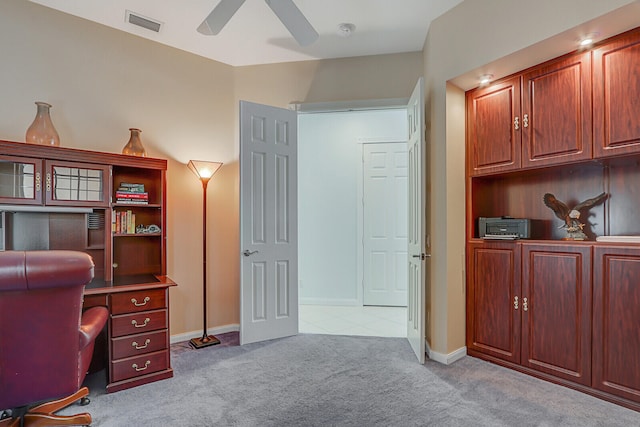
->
[521,244,591,385]
[0,155,44,205]
[467,76,521,176]
[521,52,592,168]
[466,241,521,363]
[593,245,640,403]
[593,28,640,158]
[44,160,111,207]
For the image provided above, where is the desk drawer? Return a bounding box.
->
[111,329,168,360]
[110,289,166,315]
[111,309,167,338]
[111,350,169,382]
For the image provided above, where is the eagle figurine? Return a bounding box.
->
[543,192,607,240]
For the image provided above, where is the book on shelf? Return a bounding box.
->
[115,199,149,205]
[112,210,136,234]
[118,182,145,193]
[115,191,148,199]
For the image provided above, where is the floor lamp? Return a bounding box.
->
[188,159,223,349]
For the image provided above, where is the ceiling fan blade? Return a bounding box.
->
[264,0,319,46]
[197,0,246,35]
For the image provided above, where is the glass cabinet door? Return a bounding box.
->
[0,155,43,205]
[44,160,111,207]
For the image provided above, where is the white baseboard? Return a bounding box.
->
[170,323,240,345]
[426,340,467,365]
[299,297,360,306]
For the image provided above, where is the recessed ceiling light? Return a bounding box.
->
[579,32,599,47]
[479,74,494,85]
[337,23,356,38]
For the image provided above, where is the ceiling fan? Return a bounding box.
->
[197,0,319,46]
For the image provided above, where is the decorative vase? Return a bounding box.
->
[122,128,147,157]
[25,101,60,146]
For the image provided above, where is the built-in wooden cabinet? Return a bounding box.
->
[467,242,591,386]
[466,26,640,412]
[521,52,592,168]
[467,76,521,175]
[593,245,640,404]
[593,28,640,158]
[521,243,591,386]
[0,139,174,393]
[467,52,591,176]
[466,241,521,364]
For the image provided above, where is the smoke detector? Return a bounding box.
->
[337,23,356,38]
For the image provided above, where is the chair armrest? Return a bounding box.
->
[79,306,108,350]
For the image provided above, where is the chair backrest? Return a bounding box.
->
[0,250,94,410]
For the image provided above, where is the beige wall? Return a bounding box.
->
[0,0,423,339]
[422,0,640,355]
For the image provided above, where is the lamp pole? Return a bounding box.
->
[188,160,223,349]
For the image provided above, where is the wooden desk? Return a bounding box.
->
[83,276,176,393]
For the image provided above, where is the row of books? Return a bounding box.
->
[112,210,136,234]
[116,182,149,205]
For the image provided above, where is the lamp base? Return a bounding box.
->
[189,335,221,349]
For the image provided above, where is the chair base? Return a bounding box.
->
[0,387,93,427]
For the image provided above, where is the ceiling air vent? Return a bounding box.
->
[125,10,163,33]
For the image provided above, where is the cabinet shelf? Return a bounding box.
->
[113,233,161,238]
[113,203,161,209]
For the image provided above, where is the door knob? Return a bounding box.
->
[243,250,259,257]
[411,253,431,260]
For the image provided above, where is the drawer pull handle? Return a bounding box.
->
[131,296,151,307]
[132,339,151,350]
[131,318,151,328]
[132,360,151,372]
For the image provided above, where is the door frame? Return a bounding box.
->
[356,137,409,307]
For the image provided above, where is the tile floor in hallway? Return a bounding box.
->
[299,304,406,337]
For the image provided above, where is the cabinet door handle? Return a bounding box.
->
[132,360,151,372]
[46,172,52,192]
[132,339,151,350]
[131,318,151,328]
[514,296,519,310]
[514,116,520,130]
[523,114,529,128]
[523,297,528,312]
[131,296,151,307]
[35,172,41,192]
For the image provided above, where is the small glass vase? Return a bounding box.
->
[25,101,60,146]
[122,128,147,157]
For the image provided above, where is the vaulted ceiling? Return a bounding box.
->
[29,0,463,66]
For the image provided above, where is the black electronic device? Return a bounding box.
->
[477,217,531,239]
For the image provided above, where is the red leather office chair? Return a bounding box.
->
[0,250,108,427]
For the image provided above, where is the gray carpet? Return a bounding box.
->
[70,333,639,426]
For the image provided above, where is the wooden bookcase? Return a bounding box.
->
[0,139,175,392]
[465,27,640,411]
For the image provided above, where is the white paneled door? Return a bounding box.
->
[407,78,427,363]
[363,142,408,307]
[240,101,298,345]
